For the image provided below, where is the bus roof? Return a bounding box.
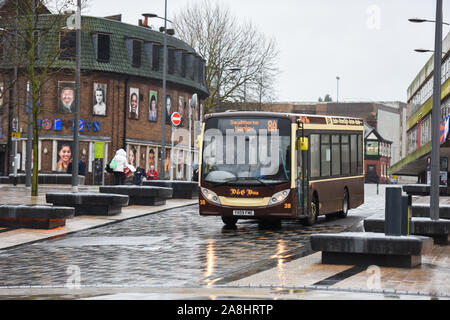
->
[204,110,364,123]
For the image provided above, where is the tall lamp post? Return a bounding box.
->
[336,76,340,103]
[71,0,81,192]
[409,0,444,220]
[144,2,175,180]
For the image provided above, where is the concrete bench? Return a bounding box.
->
[142,180,198,199]
[403,184,450,196]
[99,186,173,205]
[310,232,433,268]
[0,204,75,229]
[412,203,450,219]
[4,174,85,185]
[364,214,450,244]
[46,192,129,216]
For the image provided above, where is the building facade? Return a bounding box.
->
[364,123,392,184]
[390,31,450,182]
[0,11,209,184]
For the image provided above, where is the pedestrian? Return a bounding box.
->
[147,165,158,180]
[192,163,199,181]
[134,166,146,185]
[78,156,87,176]
[112,148,128,185]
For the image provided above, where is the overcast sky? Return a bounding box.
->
[83,0,449,103]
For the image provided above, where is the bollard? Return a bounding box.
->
[385,187,403,236]
[401,195,412,236]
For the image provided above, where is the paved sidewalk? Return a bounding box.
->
[0,185,197,250]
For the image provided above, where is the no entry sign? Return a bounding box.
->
[171,112,181,126]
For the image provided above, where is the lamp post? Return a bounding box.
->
[72,0,81,192]
[409,0,443,220]
[336,76,340,103]
[144,2,174,180]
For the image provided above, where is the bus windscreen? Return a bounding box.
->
[201,117,291,186]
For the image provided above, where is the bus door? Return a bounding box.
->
[296,131,309,217]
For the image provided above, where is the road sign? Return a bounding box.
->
[171,112,181,126]
[11,132,21,140]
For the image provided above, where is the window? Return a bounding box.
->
[96,33,110,62]
[168,48,175,74]
[341,135,350,175]
[59,30,76,60]
[357,134,363,174]
[321,135,331,177]
[311,134,320,178]
[181,52,187,77]
[152,44,160,71]
[132,40,142,67]
[350,134,357,174]
[332,135,340,176]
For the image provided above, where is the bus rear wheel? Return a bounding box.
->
[302,194,318,226]
[222,216,238,226]
[337,189,349,218]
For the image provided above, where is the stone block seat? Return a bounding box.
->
[46,192,129,216]
[412,203,450,219]
[310,232,433,268]
[0,204,75,229]
[4,173,85,185]
[99,185,173,205]
[142,180,198,199]
[364,213,450,244]
[402,184,450,196]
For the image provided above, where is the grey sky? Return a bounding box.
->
[84,0,449,103]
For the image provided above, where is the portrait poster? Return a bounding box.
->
[128,145,137,168]
[0,81,4,108]
[178,96,184,126]
[129,87,139,119]
[58,81,76,114]
[148,90,158,122]
[165,94,172,124]
[93,83,107,116]
[56,141,73,173]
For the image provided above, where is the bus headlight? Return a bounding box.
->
[201,187,221,205]
[268,189,290,206]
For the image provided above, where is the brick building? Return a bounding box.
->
[0,7,209,184]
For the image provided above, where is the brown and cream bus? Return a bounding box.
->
[198,111,364,226]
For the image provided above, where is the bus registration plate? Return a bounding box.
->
[233,210,254,216]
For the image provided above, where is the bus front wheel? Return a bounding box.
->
[222,216,238,226]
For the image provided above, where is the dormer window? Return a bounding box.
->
[59,30,76,60]
[92,33,110,62]
[125,38,143,68]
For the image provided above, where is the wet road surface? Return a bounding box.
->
[0,205,360,288]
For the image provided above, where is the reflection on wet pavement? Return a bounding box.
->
[0,205,351,288]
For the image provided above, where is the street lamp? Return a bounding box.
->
[408,18,449,25]
[409,0,443,221]
[336,76,340,103]
[72,0,81,192]
[145,3,174,179]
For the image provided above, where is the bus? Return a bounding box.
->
[198,111,364,226]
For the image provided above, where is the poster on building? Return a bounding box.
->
[148,90,158,122]
[178,96,184,126]
[366,141,379,156]
[58,82,76,114]
[93,83,107,116]
[165,94,172,124]
[56,141,73,172]
[129,88,139,119]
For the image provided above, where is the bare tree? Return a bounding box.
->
[173,0,280,113]
[0,0,78,195]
